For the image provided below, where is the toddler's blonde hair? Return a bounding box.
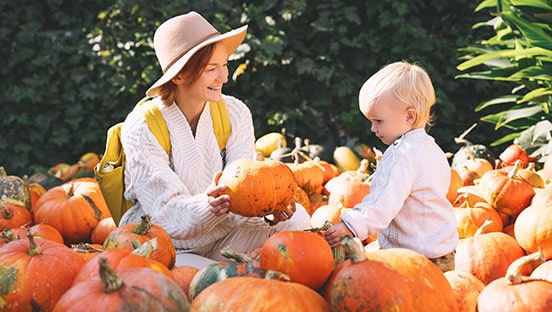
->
[359,61,436,128]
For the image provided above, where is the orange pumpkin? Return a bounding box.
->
[53,258,189,311]
[444,270,485,312]
[27,181,46,211]
[477,251,551,312]
[530,259,552,281]
[323,236,414,310]
[453,200,503,238]
[478,160,535,218]
[73,239,173,285]
[364,247,458,312]
[171,265,199,298]
[514,202,552,259]
[32,178,112,245]
[216,157,297,217]
[288,159,325,195]
[457,157,494,186]
[498,143,535,168]
[90,216,117,244]
[326,175,370,208]
[12,223,65,245]
[447,168,464,204]
[0,203,32,230]
[190,270,330,311]
[455,220,526,285]
[259,230,334,290]
[0,231,86,311]
[103,214,176,269]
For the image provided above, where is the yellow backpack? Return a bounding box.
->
[95,97,231,225]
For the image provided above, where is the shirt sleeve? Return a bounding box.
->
[341,145,416,240]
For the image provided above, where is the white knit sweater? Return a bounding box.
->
[119,95,269,253]
[341,128,459,258]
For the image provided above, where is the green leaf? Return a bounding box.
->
[519,87,552,103]
[457,47,552,71]
[475,95,519,111]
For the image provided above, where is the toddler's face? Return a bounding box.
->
[361,92,415,145]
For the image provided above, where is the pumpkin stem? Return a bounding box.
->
[72,242,104,253]
[26,228,42,256]
[341,235,367,264]
[474,219,494,235]
[132,238,158,258]
[1,205,12,219]
[66,182,76,198]
[134,214,153,235]
[264,270,291,282]
[304,220,333,232]
[506,250,545,285]
[0,167,6,177]
[98,257,124,293]
[454,123,477,145]
[220,246,253,263]
[507,160,522,179]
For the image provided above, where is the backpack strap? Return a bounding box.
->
[134,97,172,157]
[210,100,232,167]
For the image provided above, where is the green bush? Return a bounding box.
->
[1,0,509,176]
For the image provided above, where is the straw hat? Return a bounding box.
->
[146,11,248,97]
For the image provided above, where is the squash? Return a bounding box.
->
[53,258,190,312]
[0,167,30,209]
[259,230,334,290]
[323,236,414,311]
[0,230,86,311]
[103,214,176,269]
[216,157,297,217]
[190,270,330,311]
[477,251,551,312]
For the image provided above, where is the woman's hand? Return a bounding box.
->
[207,173,230,217]
[324,222,354,247]
[264,201,296,225]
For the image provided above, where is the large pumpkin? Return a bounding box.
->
[323,236,414,311]
[32,178,112,244]
[0,231,86,311]
[477,251,552,312]
[216,157,297,217]
[189,271,330,312]
[103,214,176,269]
[259,230,334,290]
[364,248,459,312]
[53,258,190,312]
[455,220,526,285]
[514,202,552,259]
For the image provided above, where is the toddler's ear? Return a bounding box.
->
[406,109,416,122]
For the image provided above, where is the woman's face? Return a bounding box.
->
[182,43,229,103]
[362,91,415,145]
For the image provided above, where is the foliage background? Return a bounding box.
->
[1,0,511,176]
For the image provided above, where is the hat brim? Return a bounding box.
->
[146,25,248,97]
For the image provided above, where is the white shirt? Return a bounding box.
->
[119,95,268,253]
[341,128,459,258]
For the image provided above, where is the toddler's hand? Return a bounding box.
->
[324,222,353,248]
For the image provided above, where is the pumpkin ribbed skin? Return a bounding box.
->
[190,274,330,312]
[514,203,552,259]
[259,230,334,290]
[217,158,297,217]
[0,234,86,312]
[32,178,112,244]
[53,261,190,312]
[365,248,459,312]
[102,215,176,269]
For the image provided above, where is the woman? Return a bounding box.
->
[120,11,310,268]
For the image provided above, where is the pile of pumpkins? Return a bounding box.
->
[2,131,552,311]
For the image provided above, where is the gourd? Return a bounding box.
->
[216,156,297,217]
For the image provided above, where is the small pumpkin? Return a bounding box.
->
[216,157,297,217]
[0,203,32,230]
[498,143,535,168]
[12,223,65,245]
[259,230,334,290]
[443,270,485,312]
[90,216,117,245]
[171,265,199,298]
[478,160,535,218]
[32,178,112,244]
[453,198,503,239]
[0,167,31,209]
[53,258,190,312]
[103,214,176,269]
